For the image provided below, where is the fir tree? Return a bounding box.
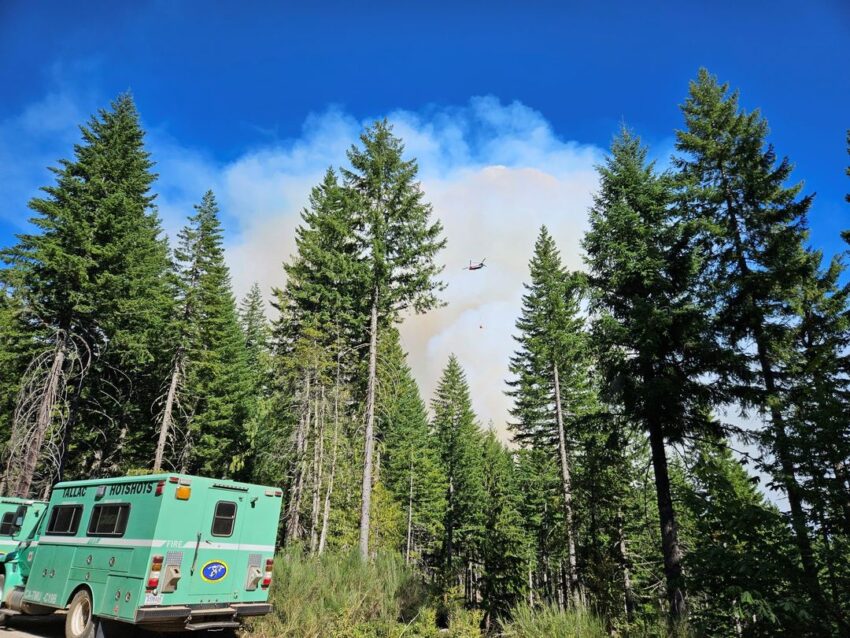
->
[479,431,529,629]
[236,282,273,479]
[0,284,34,444]
[584,129,719,621]
[278,168,366,357]
[514,447,562,607]
[377,328,446,566]
[268,168,364,545]
[675,69,844,631]
[156,191,250,476]
[507,225,595,602]
[432,355,484,602]
[343,120,446,560]
[1,94,172,494]
[676,439,810,636]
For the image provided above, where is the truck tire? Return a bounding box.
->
[66,589,95,638]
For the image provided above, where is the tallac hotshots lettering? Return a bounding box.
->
[61,481,155,498]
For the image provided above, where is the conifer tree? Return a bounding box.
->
[514,447,562,606]
[343,121,446,560]
[236,283,272,479]
[584,130,719,621]
[507,225,595,602]
[378,328,446,565]
[1,94,172,494]
[0,285,33,444]
[279,168,366,356]
[432,355,484,601]
[479,431,529,628]
[268,169,364,545]
[675,69,844,631]
[155,191,250,476]
[676,439,810,636]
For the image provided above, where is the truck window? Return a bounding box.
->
[87,504,130,537]
[46,505,83,535]
[0,512,13,535]
[211,501,237,537]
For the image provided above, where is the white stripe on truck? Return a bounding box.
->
[37,536,275,552]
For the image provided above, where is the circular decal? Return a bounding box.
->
[201,560,228,583]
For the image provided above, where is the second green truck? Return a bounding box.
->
[0,473,283,637]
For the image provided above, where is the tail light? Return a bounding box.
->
[261,558,273,589]
[147,555,164,590]
[155,480,165,496]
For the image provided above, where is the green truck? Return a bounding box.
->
[0,497,48,561]
[0,473,283,637]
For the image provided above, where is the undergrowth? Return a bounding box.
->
[245,548,683,637]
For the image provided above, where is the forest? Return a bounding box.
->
[1,68,849,637]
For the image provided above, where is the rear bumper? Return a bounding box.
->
[134,602,272,628]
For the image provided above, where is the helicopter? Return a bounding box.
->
[463,258,487,271]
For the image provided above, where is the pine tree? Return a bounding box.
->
[432,355,485,602]
[675,69,845,631]
[378,328,446,565]
[343,120,446,560]
[1,94,172,495]
[584,129,719,621]
[507,225,595,602]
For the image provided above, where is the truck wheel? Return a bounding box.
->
[65,589,95,638]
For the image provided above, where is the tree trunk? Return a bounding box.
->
[12,335,67,498]
[358,290,379,560]
[286,373,311,543]
[318,381,341,555]
[552,362,579,604]
[721,175,843,631]
[754,333,843,631]
[647,420,686,621]
[309,390,325,554]
[616,507,635,623]
[154,349,183,472]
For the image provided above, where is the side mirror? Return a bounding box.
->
[10,506,26,537]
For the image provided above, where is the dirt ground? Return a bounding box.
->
[0,612,237,638]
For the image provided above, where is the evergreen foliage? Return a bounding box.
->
[171,191,251,476]
[1,94,172,491]
[431,355,485,597]
[675,68,846,631]
[2,75,848,636]
[378,328,446,565]
[343,120,446,559]
[584,129,720,621]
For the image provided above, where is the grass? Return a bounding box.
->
[246,549,681,637]
[500,604,608,638]
[245,547,427,638]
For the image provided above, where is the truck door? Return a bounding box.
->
[187,490,247,602]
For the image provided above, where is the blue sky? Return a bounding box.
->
[1,1,849,429]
